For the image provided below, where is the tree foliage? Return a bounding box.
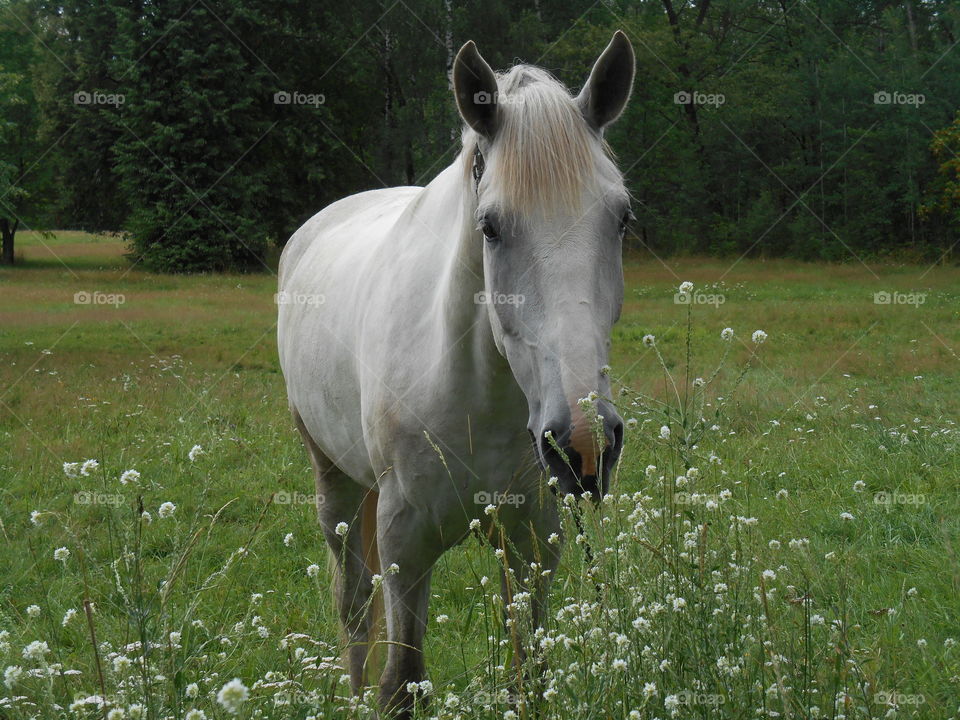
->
[2,0,960,270]
[0,0,44,265]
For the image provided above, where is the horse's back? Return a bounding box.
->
[277,185,422,484]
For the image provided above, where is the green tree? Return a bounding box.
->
[0,0,43,265]
[34,0,129,231]
[112,0,276,272]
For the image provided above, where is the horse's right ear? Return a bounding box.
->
[453,41,499,138]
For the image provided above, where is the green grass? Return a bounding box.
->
[1,235,958,718]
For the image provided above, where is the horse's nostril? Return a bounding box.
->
[610,419,624,449]
[539,425,566,456]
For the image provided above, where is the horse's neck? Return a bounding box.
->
[421,160,501,369]
[410,158,526,424]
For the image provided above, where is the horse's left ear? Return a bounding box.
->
[577,30,635,132]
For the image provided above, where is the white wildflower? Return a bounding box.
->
[4,665,23,688]
[22,640,49,662]
[216,678,249,714]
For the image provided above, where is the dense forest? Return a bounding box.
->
[2,0,960,271]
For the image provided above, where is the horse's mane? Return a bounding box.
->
[462,65,623,214]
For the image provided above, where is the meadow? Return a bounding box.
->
[1,231,958,719]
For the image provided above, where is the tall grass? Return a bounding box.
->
[2,264,958,719]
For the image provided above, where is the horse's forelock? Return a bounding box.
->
[462,65,623,215]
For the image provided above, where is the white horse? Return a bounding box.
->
[278,31,634,714]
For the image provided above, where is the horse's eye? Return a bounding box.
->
[480,218,499,242]
[618,211,633,237]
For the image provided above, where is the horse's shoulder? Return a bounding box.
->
[279,186,422,284]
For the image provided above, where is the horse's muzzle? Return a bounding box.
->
[536,407,623,500]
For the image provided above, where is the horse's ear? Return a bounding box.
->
[453,41,499,138]
[577,30,635,132]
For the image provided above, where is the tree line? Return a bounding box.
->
[2,0,960,271]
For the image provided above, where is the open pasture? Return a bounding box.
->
[1,233,958,718]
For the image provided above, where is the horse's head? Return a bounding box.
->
[453,32,635,499]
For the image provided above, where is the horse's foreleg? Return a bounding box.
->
[293,410,375,693]
[501,508,562,701]
[375,490,439,717]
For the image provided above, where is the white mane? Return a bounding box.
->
[462,65,626,214]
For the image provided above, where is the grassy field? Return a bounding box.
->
[1,231,958,719]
